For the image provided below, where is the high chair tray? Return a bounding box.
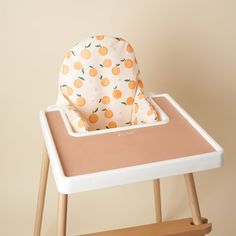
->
[40,94,223,194]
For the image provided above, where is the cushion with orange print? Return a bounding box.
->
[56,35,159,132]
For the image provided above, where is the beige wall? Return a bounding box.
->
[0,0,235,235]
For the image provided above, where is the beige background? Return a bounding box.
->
[0,0,235,235]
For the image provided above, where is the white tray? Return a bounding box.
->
[40,94,224,194]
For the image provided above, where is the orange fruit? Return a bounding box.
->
[128,80,136,89]
[74,78,83,88]
[101,78,110,86]
[81,49,91,59]
[112,66,120,75]
[102,96,110,104]
[78,119,85,128]
[126,97,134,105]
[96,35,104,40]
[89,68,97,77]
[147,108,154,116]
[64,51,71,59]
[74,61,82,70]
[104,110,113,118]
[103,59,112,67]
[62,65,69,74]
[76,97,86,107]
[112,89,122,99]
[108,121,117,128]
[134,103,139,113]
[89,114,99,123]
[66,87,73,96]
[126,44,133,53]
[99,46,108,56]
[138,79,143,88]
[124,59,133,68]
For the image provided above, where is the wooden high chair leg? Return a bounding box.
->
[34,147,50,236]
[153,179,162,223]
[184,173,202,225]
[75,175,212,236]
[57,193,68,236]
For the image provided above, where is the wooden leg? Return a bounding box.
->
[57,193,68,236]
[153,179,162,223]
[34,147,50,236]
[184,173,202,225]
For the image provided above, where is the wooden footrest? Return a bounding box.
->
[79,218,211,236]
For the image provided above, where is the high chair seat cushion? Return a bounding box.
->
[57,35,159,132]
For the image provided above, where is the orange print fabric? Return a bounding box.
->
[56,35,159,132]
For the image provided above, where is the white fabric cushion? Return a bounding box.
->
[57,35,159,132]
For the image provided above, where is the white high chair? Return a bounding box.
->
[34,35,224,236]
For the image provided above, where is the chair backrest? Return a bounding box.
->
[57,35,157,131]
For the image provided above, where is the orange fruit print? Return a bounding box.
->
[81,43,92,59]
[89,114,98,123]
[103,59,112,67]
[124,59,133,68]
[66,87,73,96]
[59,35,159,132]
[138,79,143,88]
[101,96,110,104]
[126,44,133,53]
[100,77,110,86]
[104,109,113,118]
[112,66,120,75]
[64,51,71,59]
[74,77,84,88]
[112,87,122,99]
[62,65,69,74]
[126,97,134,105]
[99,46,108,56]
[74,61,82,70]
[76,97,86,107]
[81,49,91,59]
[89,67,97,77]
[96,35,104,40]
[108,121,117,128]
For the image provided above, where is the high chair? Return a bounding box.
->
[34,35,224,236]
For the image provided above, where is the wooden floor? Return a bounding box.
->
[78,218,211,236]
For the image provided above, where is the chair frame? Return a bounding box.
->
[34,94,223,236]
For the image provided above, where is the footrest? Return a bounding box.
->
[79,218,211,236]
